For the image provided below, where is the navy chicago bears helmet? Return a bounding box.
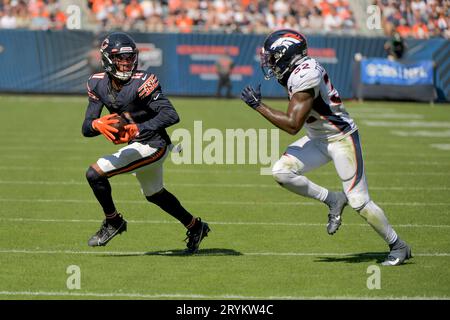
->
[100,32,139,81]
[261,29,308,85]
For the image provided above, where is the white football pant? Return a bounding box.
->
[272,131,397,244]
[97,142,169,197]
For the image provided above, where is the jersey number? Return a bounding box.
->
[293,63,310,74]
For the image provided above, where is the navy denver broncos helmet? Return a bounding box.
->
[261,29,308,85]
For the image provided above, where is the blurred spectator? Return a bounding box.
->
[396,18,412,38]
[87,37,104,74]
[309,7,324,30]
[216,51,234,98]
[412,21,429,38]
[29,4,50,30]
[0,5,17,29]
[175,9,193,33]
[15,2,31,29]
[384,31,407,60]
[323,5,343,31]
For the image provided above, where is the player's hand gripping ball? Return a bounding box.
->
[109,114,128,141]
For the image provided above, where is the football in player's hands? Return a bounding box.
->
[110,114,128,140]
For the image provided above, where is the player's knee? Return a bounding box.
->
[357,201,387,223]
[272,171,293,185]
[272,165,293,185]
[272,155,301,184]
[145,188,165,203]
[358,200,383,215]
[85,166,103,183]
[347,192,370,211]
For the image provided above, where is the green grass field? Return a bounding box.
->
[0,95,449,300]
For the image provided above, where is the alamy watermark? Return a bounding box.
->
[170,121,280,175]
[366,5,382,30]
[66,265,81,290]
[366,265,381,290]
[66,5,81,30]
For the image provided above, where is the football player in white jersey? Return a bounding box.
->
[240,29,411,266]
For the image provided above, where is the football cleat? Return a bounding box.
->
[382,239,412,266]
[88,216,127,247]
[327,191,348,235]
[184,218,210,254]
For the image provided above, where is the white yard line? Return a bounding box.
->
[0,146,445,154]
[346,108,398,113]
[0,154,450,161]
[1,217,449,229]
[392,130,450,138]
[431,144,450,151]
[0,290,447,300]
[0,198,448,206]
[1,180,450,191]
[362,121,450,128]
[354,114,424,119]
[3,154,449,165]
[0,166,449,176]
[0,248,448,258]
[364,160,448,165]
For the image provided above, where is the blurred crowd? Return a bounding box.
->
[374,0,449,39]
[0,0,448,39]
[0,0,356,33]
[86,0,356,34]
[0,0,67,30]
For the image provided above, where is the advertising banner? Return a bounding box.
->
[0,30,446,101]
[361,58,434,86]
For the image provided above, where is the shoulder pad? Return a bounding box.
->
[87,73,105,101]
[131,71,146,80]
[87,73,106,85]
[137,72,160,99]
[90,72,106,80]
[288,66,321,95]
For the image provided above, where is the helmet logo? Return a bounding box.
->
[101,38,109,51]
[284,33,302,40]
[120,47,133,53]
[270,36,301,51]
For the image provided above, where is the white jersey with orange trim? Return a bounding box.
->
[287,57,357,141]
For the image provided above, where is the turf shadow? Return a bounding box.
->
[145,248,242,257]
[314,252,388,264]
[103,248,242,257]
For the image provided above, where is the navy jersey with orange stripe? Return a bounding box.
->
[82,70,179,148]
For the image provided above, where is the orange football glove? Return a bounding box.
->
[112,123,139,145]
[92,113,119,142]
[125,124,139,139]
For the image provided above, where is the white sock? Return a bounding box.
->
[273,171,329,202]
[358,201,398,244]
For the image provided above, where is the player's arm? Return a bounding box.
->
[82,79,119,141]
[241,84,314,135]
[256,90,314,135]
[138,90,180,132]
[132,74,180,132]
[81,84,104,137]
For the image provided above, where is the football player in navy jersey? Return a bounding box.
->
[241,29,411,266]
[82,32,210,253]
